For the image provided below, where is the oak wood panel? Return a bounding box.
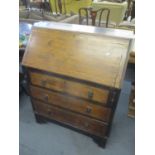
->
[114,41,131,88]
[30,85,111,122]
[22,27,129,89]
[30,71,109,104]
[33,99,108,137]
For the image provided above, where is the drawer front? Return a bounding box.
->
[29,71,109,104]
[33,99,108,138]
[30,86,111,122]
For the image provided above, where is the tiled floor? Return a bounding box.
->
[19,80,135,155]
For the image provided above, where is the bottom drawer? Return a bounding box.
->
[33,99,108,138]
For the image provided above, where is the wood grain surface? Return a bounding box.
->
[30,85,112,122]
[30,71,109,104]
[22,27,129,89]
[33,99,108,137]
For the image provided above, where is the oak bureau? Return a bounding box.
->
[22,22,134,148]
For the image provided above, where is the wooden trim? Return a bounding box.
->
[30,96,110,123]
[30,83,111,107]
[29,67,119,91]
[33,100,108,138]
[105,89,121,137]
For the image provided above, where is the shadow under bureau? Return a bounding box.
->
[22,21,134,148]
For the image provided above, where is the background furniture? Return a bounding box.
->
[19,8,79,24]
[79,7,110,27]
[50,0,92,14]
[22,22,133,148]
[92,1,127,26]
[130,0,135,19]
[126,0,135,19]
[20,0,132,28]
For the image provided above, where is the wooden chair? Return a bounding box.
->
[79,7,110,28]
[51,0,66,15]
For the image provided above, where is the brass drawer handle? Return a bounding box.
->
[88,90,94,99]
[85,107,92,114]
[41,80,47,87]
[44,94,49,102]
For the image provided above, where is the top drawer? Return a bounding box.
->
[29,71,109,105]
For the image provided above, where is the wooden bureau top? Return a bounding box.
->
[22,22,132,89]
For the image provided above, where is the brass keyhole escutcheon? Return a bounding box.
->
[88,90,94,99]
[41,80,47,87]
[86,107,92,113]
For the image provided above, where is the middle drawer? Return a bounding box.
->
[30,85,111,123]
